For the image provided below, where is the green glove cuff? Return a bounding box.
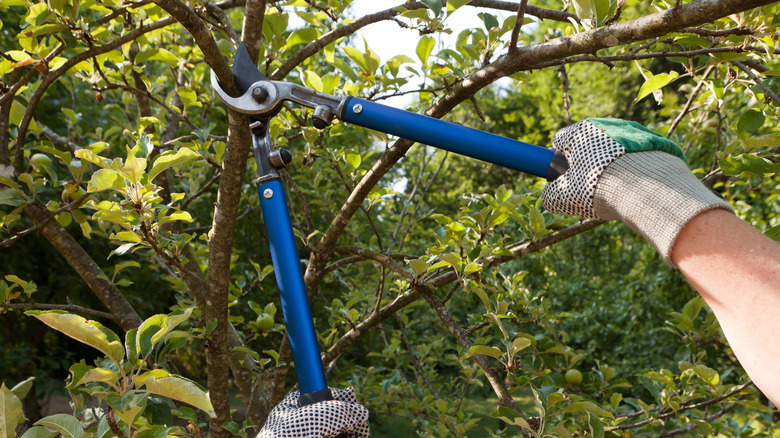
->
[588,118,687,163]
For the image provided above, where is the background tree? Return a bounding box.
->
[0,0,778,436]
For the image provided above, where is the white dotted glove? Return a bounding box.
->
[258,387,370,438]
[542,118,732,264]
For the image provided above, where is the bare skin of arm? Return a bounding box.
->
[672,208,780,406]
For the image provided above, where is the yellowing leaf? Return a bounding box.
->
[142,376,215,418]
[88,169,125,192]
[26,311,124,364]
[1,383,24,438]
[464,345,503,360]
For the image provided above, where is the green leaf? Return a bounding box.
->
[25,311,124,364]
[737,109,765,134]
[286,28,318,47]
[158,210,193,226]
[511,337,532,353]
[0,383,23,438]
[344,152,361,169]
[634,71,679,103]
[588,413,605,438]
[135,48,179,67]
[136,426,172,438]
[478,12,499,30]
[20,426,59,438]
[10,377,34,400]
[111,231,140,243]
[416,36,435,68]
[72,367,120,386]
[720,154,779,177]
[693,364,719,385]
[20,23,67,38]
[744,134,780,149]
[24,3,49,25]
[33,414,83,438]
[439,252,462,271]
[464,345,503,360]
[562,401,614,419]
[148,148,200,181]
[408,259,428,276]
[489,406,531,428]
[74,149,110,168]
[303,70,323,92]
[141,376,215,418]
[421,0,441,16]
[765,224,780,242]
[594,0,611,23]
[88,169,125,192]
[446,0,472,14]
[429,213,452,225]
[137,308,192,358]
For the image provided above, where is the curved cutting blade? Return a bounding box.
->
[233,41,268,94]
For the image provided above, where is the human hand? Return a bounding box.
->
[541,118,731,264]
[257,387,370,438]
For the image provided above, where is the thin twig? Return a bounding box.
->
[507,0,529,56]
[732,60,780,107]
[608,380,753,429]
[667,64,715,137]
[181,170,221,210]
[0,301,117,321]
[657,403,737,437]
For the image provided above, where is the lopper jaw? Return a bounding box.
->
[211,42,348,128]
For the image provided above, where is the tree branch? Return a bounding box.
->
[507,0,529,56]
[203,111,252,437]
[608,380,753,429]
[0,302,117,322]
[732,60,780,107]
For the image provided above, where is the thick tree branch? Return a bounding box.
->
[203,110,252,437]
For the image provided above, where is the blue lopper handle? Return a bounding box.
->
[258,179,328,397]
[340,97,567,180]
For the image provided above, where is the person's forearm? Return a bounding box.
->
[672,208,780,405]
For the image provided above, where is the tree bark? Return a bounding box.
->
[203,110,252,438]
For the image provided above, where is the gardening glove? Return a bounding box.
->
[257,387,370,438]
[541,118,733,265]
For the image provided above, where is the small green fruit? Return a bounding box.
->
[565,369,583,385]
[256,313,274,332]
[30,153,52,172]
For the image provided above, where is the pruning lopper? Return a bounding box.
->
[211,42,569,406]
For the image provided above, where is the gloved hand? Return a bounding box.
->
[541,118,733,264]
[257,387,370,438]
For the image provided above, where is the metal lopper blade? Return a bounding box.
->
[233,41,268,94]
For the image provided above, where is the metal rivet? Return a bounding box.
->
[263,188,274,199]
[352,104,363,114]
